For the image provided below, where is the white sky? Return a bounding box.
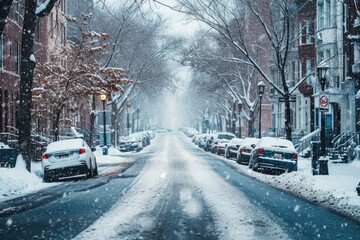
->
[98,0,201,128]
[148,0,202,38]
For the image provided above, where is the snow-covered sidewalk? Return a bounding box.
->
[0,147,128,202]
[224,156,360,221]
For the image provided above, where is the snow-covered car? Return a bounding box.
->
[119,136,143,152]
[198,134,209,149]
[204,134,215,151]
[225,138,243,159]
[236,137,259,164]
[192,133,203,145]
[210,132,236,155]
[248,137,298,172]
[132,132,150,147]
[42,138,98,182]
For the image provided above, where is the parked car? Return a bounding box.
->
[236,137,259,165]
[248,137,298,172]
[136,132,151,146]
[198,134,210,149]
[42,138,98,182]
[119,136,143,152]
[192,133,203,145]
[204,134,215,152]
[210,132,236,155]
[225,138,243,159]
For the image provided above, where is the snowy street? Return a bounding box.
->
[1,132,360,239]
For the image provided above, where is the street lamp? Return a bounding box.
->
[100,92,108,155]
[238,101,243,138]
[257,81,265,138]
[232,100,237,135]
[317,59,329,157]
[126,101,131,135]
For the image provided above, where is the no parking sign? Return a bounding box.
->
[319,91,329,111]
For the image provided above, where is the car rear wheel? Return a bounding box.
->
[225,150,229,159]
[236,154,242,164]
[43,174,51,183]
[93,161,98,176]
[88,161,94,178]
[252,161,259,172]
[248,159,253,169]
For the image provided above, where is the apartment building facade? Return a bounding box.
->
[0,1,67,136]
[270,0,359,144]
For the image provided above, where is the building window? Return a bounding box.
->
[325,0,331,26]
[4,90,8,128]
[344,3,349,33]
[299,21,313,45]
[291,61,298,86]
[14,40,20,74]
[15,92,19,130]
[318,1,324,28]
[14,2,20,23]
[0,35,3,69]
[325,49,331,61]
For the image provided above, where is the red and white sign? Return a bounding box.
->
[319,91,329,111]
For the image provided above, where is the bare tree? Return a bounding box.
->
[33,30,129,141]
[18,0,59,172]
[175,0,315,141]
[180,32,263,137]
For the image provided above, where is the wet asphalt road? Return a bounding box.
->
[1,132,360,240]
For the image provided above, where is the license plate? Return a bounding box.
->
[274,153,282,158]
[59,154,68,159]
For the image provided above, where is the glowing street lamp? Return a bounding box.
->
[257,81,265,138]
[317,59,329,157]
[100,92,108,154]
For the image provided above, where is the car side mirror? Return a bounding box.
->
[251,144,256,148]
[91,147,97,152]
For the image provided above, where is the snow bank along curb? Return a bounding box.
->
[222,157,360,223]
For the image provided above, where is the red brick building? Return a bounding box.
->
[0,1,66,137]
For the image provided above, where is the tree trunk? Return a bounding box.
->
[17,0,37,172]
[53,108,62,141]
[218,112,222,131]
[284,94,292,141]
[17,0,59,172]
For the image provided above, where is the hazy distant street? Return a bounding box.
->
[1,132,360,240]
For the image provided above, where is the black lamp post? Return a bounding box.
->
[126,102,131,135]
[100,92,107,154]
[257,81,265,138]
[317,59,329,157]
[232,100,237,135]
[238,101,243,138]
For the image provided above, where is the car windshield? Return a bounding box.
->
[218,134,234,140]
